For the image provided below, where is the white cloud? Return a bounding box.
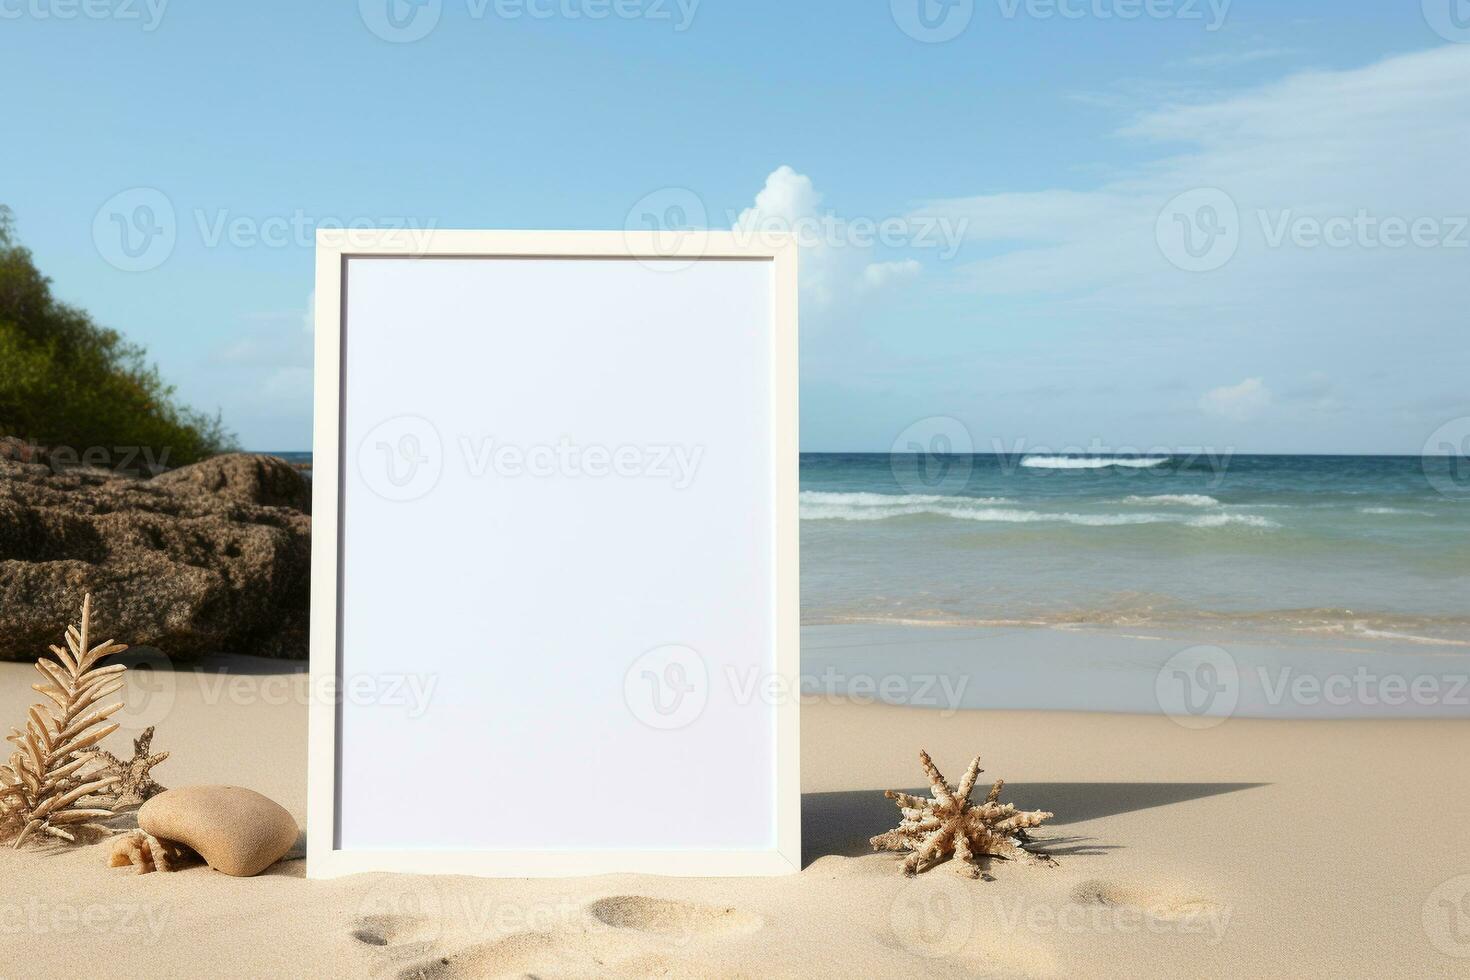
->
[906,46,1467,448]
[1200,377,1272,421]
[1177,46,1299,69]
[735,165,822,229]
[916,46,1469,296]
[862,259,921,291]
[214,312,309,369]
[733,165,923,310]
[209,294,315,414]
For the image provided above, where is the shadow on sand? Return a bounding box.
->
[112,649,309,675]
[801,781,1266,867]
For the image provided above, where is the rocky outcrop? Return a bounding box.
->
[0,442,311,661]
[151,451,313,514]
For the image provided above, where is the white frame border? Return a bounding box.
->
[308,229,800,878]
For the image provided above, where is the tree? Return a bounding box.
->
[0,207,234,468]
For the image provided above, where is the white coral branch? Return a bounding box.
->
[1,595,140,846]
[108,830,198,874]
[870,749,1054,877]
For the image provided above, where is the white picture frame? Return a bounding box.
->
[307,229,800,878]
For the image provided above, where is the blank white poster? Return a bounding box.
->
[334,254,780,856]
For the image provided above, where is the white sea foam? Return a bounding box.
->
[798,492,1277,529]
[1122,494,1220,507]
[800,504,1168,525]
[798,491,1008,507]
[948,509,1165,526]
[1358,506,1430,516]
[1020,455,1170,469]
[1298,623,1470,648]
[1184,513,1279,529]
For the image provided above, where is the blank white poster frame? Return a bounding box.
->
[307,229,799,878]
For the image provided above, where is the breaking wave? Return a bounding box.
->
[799,492,1277,528]
[1184,513,1277,529]
[1020,456,1170,470]
[797,491,1009,508]
[1122,494,1220,507]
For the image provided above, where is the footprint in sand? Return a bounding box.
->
[392,897,762,979]
[351,913,444,948]
[585,895,765,940]
[395,929,689,979]
[352,878,446,952]
[1069,879,1227,924]
[395,932,559,979]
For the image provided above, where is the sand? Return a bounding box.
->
[3,646,1469,978]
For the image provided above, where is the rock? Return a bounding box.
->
[0,437,51,467]
[0,447,311,661]
[152,453,312,513]
[138,785,299,877]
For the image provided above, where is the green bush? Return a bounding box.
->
[0,207,235,468]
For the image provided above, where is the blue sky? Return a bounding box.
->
[2,0,1465,453]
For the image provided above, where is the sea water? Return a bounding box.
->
[801,453,1470,649]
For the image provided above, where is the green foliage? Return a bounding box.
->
[0,207,234,467]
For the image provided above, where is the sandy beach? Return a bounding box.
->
[4,629,1468,979]
[7,6,1467,977]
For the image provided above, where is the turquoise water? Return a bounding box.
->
[801,453,1470,648]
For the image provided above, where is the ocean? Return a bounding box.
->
[801,453,1469,649]
[271,450,1469,650]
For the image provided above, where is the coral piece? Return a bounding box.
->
[94,727,170,810]
[0,595,127,846]
[107,829,199,874]
[870,749,1053,877]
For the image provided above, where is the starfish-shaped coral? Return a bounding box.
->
[93,727,169,810]
[870,749,1053,877]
